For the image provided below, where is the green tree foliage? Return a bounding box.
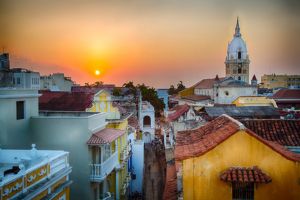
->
[168,81,186,95]
[112,88,122,96]
[123,82,164,116]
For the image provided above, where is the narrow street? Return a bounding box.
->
[143,143,165,200]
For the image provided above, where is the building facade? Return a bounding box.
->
[261,74,300,89]
[0,145,72,200]
[40,73,74,92]
[225,18,250,83]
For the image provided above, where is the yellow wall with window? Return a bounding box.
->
[182,130,300,200]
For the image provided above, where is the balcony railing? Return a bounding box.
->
[90,152,118,182]
[120,146,130,162]
[99,192,114,200]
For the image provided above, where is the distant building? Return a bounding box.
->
[0,53,12,87]
[261,74,300,89]
[232,96,277,107]
[225,18,250,83]
[0,145,72,200]
[40,73,74,91]
[10,68,40,89]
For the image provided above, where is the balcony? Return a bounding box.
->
[120,146,130,162]
[90,152,118,182]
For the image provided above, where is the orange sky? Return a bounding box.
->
[1,0,300,87]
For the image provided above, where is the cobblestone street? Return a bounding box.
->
[143,144,165,200]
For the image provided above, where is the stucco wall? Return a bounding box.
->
[214,86,257,104]
[30,116,94,200]
[182,130,300,200]
[0,89,39,148]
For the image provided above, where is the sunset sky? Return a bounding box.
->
[1,0,300,88]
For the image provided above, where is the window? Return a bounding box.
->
[238,67,242,74]
[238,76,241,80]
[16,101,25,120]
[238,51,242,59]
[225,91,229,96]
[232,182,254,200]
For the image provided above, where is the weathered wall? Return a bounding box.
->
[182,130,300,200]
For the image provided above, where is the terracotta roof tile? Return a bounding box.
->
[86,128,125,145]
[175,115,300,162]
[163,163,177,200]
[194,77,225,89]
[39,91,94,111]
[168,104,190,122]
[272,89,300,99]
[242,119,300,146]
[220,166,271,183]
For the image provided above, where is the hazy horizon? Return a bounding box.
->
[1,0,300,88]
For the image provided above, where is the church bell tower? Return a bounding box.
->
[225,18,250,83]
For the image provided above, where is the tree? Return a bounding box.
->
[123,81,137,96]
[112,87,122,96]
[168,81,186,95]
[168,85,176,95]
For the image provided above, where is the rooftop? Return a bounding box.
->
[194,77,225,89]
[168,104,190,122]
[0,145,68,184]
[39,91,94,111]
[204,106,280,119]
[175,115,300,162]
[272,89,300,99]
[86,128,125,145]
[241,119,300,146]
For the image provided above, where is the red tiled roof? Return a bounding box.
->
[175,115,300,162]
[86,128,125,145]
[272,89,300,99]
[242,119,300,146]
[39,91,94,111]
[163,163,177,200]
[220,166,271,183]
[71,85,115,93]
[168,104,190,122]
[194,77,225,89]
[181,95,211,101]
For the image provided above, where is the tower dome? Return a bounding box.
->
[226,18,248,60]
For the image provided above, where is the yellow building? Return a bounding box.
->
[174,115,300,200]
[0,146,71,200]
[261,74,300,89]
[232,96,278,107]
[86,89,133,200]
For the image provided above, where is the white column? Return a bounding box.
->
[116,170,120,200]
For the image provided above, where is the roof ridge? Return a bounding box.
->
[220,114,245,130]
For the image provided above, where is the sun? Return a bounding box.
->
[95,70,101,76]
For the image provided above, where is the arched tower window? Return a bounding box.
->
[238,51,241,59]
[238,76,241,80]
[143,116,151,126]
[238,66,242,74]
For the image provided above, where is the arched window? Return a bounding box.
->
[238,76,241,80]
[238,51,241,59]
[143,116,151,126]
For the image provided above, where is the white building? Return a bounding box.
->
[10,68,40,89]
[0,145,71,200]
[0,88,39,148]
[139,101,155,143]
[40,73,74,91]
